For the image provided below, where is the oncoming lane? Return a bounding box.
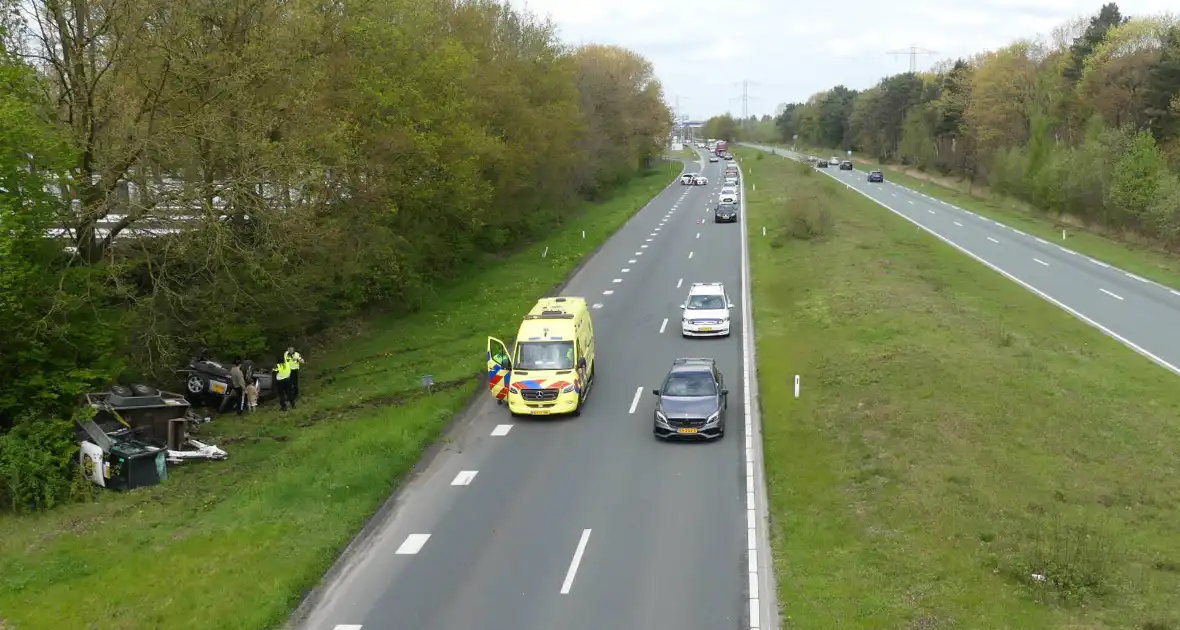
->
[742,142,1180,377]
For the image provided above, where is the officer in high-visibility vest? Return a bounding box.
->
[284,346,305,397]
[274,357,295,411]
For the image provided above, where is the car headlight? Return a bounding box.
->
[561,384,575,394]
[704,411,720,425]
[508,385,520,394]
[654,410,668,425]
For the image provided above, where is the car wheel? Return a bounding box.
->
[109,384,134,398]
[129,383,159,397]
[186,374,206,395]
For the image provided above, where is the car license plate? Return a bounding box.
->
[532,409,550,415]
[211,382,227,394]
[699,327,712,332]
[677,428,698,434]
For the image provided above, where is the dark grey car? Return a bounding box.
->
[652,358,728,440]
[714,203,738,223]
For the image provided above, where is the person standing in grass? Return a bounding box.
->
[284,345,305,398]
[229,357,247,416]
[274,356,295,411]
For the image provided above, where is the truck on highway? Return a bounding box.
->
[714,140,727,155]
[487,297,596,416]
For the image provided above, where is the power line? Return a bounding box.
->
[886,44,939,73]
[729,80,759,126]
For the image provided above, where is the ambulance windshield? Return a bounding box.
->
[515,341,574,370]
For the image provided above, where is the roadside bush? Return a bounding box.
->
[783,195,834,241]
[0,415,90,513]
[1006,522,1120,606]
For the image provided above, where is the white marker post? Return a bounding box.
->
[794,375,800,398]
[582,230,586,239]
[1062,229,1066,240]
[762,226,766,236]
[542,247,548,258]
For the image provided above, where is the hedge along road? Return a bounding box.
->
[289,149,778,630]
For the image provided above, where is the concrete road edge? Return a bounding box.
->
[736,153,781,630]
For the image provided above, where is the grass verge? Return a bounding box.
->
[0,168,676,630]
[778,142,1180,289]
[738,146,1180,629]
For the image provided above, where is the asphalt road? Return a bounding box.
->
[742,143,1180,376]
[291,152,769,630]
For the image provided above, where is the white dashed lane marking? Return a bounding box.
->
[628,386,643,414]
[395,534,430,555]
[451,471,478,486]
[559,529,592,595]
[490,424,512,436]
[1100,288,1124,300]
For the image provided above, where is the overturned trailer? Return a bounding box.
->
[76,383,227,490]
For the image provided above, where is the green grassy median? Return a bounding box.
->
[739,147,1180,629]
[779,143,1180,290]
[0,169,675,630]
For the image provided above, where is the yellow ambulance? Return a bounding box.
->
[487,296,596,416]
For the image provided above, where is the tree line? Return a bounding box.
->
[759,4,1180,245]
[0,0,671,511]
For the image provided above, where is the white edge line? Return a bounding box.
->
[332,626,363,630]
[628,385,643,414]
[737,158,777,630]
[559,529,592,594]
[805,155,1180,378]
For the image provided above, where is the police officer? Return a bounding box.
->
[284,346,305,398]
[274,356,295,411]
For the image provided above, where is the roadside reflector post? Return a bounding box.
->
[542,247,548,258]
[1062,229,1066,240]
[762,226,766,236]
[794,375,800,399]
[422,374,435,395]
[582,230,586,239]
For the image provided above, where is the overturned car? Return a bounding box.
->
[179,349,274,410]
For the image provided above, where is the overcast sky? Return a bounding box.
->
[519,0,1176,120]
